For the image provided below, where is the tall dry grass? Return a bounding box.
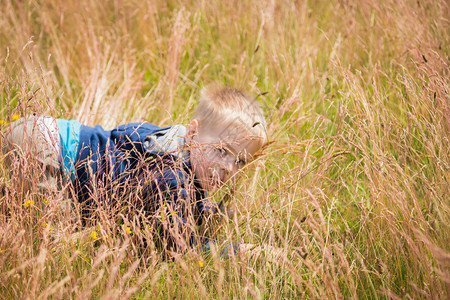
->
[1,0,449,298]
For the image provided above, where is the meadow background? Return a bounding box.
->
[1,0,449,298]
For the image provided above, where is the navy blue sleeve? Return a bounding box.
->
[149,163,237,224]
[151,166,199,221]
[110,123,170,154]
[149,164,221,253]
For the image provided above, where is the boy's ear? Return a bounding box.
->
[185,119,199,143]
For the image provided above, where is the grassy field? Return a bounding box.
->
[1,0,449,298]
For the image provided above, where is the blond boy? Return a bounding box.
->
[3,86,267,256]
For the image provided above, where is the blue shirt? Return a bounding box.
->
[57,120,232,255]
[57,121,217,221]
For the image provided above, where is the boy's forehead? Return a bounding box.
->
[219,136,261,156]
[216,115,263,138]
[198,122,262,154]
[218,127,259,144]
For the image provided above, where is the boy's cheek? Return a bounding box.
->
[195,166,210,186]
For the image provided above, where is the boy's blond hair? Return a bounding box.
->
[192,85,267,148]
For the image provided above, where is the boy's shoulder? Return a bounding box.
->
[142,124,187,158]
[78,121,186,157]
[112,122,187,158]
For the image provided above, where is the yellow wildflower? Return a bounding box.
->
[0,120,6,126]
[23,200,34,207]
[125,226,132,234]
[42,223,52,230]
[11,114,20,122]
[199,260,204,268]
[43,199,49,206]
[90,231,98,240]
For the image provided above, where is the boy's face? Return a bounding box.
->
[186,119,261,192]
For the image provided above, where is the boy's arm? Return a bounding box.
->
[238,243,286,262]
[150,167,237,257]
[147,166,207,252]
[198,198,235,219]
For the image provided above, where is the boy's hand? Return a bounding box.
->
[222,206,235,218]
[202,199,234,218]
[239,243,285,263]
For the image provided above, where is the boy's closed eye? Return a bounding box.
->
[235,157,245,166]
[215,146,227,156]
[214,145,246,167]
